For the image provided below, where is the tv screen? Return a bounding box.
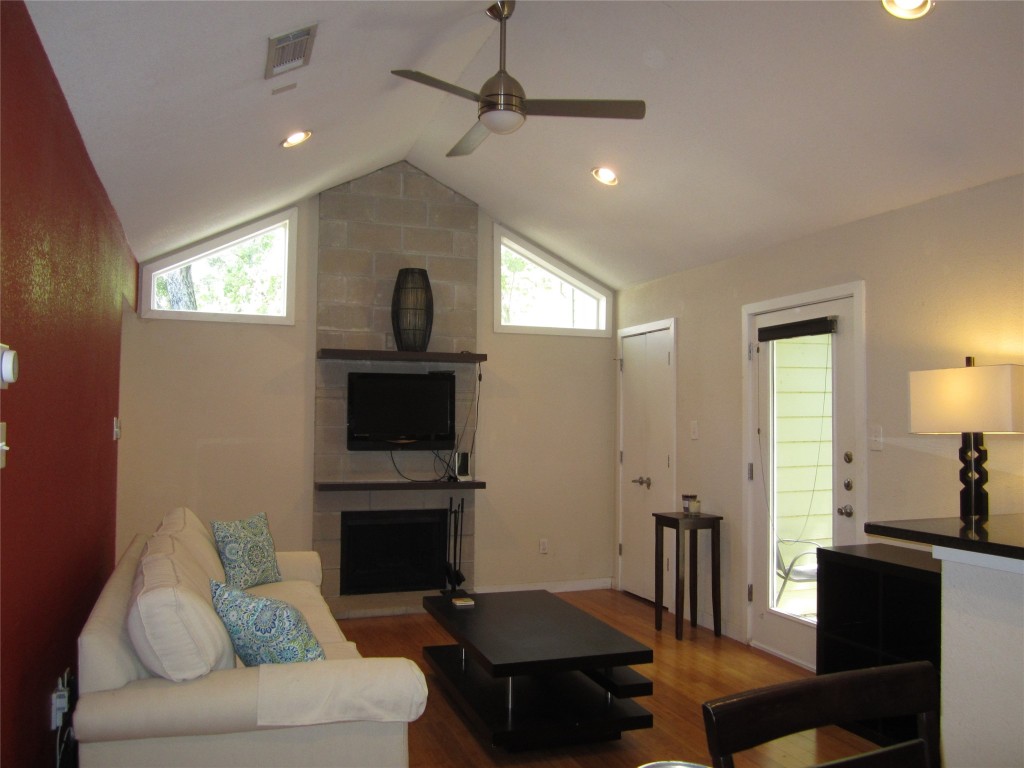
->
[347,371,456,451]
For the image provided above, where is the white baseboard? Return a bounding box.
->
[473,578,613,594]
[750,640,815,671]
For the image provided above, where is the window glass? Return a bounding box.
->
[494,225,610,337]
[141,208,297,325]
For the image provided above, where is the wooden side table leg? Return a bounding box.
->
[689,528,699,628]
[712,520,722,637]
[654,520,664,631]
[675,525,684,640]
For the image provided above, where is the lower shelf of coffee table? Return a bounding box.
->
[423,644,653,750]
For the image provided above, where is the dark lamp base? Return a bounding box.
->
[959,431,989,525]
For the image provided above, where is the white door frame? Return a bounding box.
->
[741,282,867,653]
[616,318,676,592]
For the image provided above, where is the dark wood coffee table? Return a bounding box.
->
[422,590,653,750]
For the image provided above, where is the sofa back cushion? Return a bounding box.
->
[126,535,236,681]
[78,535,152,694]
[155,506,226,582]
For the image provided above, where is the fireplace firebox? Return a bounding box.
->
[341,508,447,594]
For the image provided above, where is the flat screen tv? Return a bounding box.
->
[347,371,456,451]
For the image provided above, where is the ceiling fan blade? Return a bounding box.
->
[525,99,646,120]
[447,121,491,157]
[391,70,479,103]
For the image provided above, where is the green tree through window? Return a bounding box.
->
[495,225,609,336]
[142,208,297,325]
[154,230,285,315]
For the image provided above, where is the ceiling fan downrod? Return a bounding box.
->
[479,1,525,133]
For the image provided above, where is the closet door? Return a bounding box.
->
[618,321,676,605]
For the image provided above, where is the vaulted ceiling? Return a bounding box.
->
[27,1,1023,289]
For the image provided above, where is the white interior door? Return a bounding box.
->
[745,286,865,669]
[618,321,676,604]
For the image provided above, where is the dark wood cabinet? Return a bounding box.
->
[817,544,940,745]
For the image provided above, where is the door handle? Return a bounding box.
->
[836,504,853,518]
[631,476,651,489]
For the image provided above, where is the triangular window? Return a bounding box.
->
[494,225,610,337]
[140,208,297,325]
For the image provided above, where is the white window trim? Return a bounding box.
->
[139,207,298,325]
[493,224,612,338]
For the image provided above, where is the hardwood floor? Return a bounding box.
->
[339,589,874,768]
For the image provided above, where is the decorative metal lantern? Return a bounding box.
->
[390,268,433,352]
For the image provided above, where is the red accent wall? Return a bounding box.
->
[0,3,138,765]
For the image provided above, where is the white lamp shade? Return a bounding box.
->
[909,364,1024,434]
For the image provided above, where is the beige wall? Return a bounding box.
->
[473,211,619,590]
[116,196,318,553]
[618,175,1024,638]
[115,174,1022,613]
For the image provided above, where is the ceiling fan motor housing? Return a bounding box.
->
[479,70,526,133]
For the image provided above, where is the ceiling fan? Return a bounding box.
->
[392,0,646,157]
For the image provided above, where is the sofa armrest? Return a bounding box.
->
[276,551,322,586]
[74,667,261,743]
[74,658,426,744]
[257,657,427,726]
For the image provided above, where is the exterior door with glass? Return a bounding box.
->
[745,286,865,669]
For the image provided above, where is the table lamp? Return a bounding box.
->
[909,357,1023,524]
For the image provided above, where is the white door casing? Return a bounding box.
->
[618,320,676,604]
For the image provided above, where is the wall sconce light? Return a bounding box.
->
[909,357,1023,524]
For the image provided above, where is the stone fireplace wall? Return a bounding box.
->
[313,162,480,615]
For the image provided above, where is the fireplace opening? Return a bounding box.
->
[341,509,447,594]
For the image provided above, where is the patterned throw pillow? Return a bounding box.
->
[210,581,325,666]
[211,512,282,589]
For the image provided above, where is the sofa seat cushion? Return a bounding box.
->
[211,582,325,666]
[127,536,235,682]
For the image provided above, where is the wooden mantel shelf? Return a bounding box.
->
[317,349,487,364]
[315,480,486,492]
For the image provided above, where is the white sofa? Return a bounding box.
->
[74,508,428,767]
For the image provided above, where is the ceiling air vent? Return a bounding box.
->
[265,25,317,79]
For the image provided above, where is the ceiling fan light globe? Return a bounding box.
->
[882,0,932,19]
[480,108,525,135]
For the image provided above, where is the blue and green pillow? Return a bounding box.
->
[211,512,282,589]
[210,581,324,666]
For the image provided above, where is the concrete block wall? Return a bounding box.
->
[316,161,478,352]
[314,162,480,614]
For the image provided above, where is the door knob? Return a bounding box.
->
[836,504,853,518]
[631,476,651,489]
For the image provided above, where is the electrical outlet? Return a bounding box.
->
[51,670,70,730]
[539,538,549,555]
[50,689,68,730]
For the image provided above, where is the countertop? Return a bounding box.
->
[864,514,1024,560]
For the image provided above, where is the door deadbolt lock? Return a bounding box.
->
[631,476,652,489]
[837,504,853,518]
[843,451,854,464]
[843,478,853,491]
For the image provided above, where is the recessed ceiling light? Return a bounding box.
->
[591,167,618,186]
[281,131,312,148]
[882,0,933,20]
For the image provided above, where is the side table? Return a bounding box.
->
[653,512,722,639]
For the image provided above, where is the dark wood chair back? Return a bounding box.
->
[701,661,939,768]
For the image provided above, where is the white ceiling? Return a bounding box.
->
[27,1,1023,289]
